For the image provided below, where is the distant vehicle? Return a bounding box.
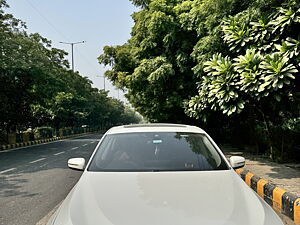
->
[47,123,283,225]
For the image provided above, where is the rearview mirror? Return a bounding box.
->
[68,158,85,171]
[229,156,245,169]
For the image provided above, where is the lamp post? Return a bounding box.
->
[59,41,85,71]
[115,87,120,100]
[102,76,106,91]
[96,75,106,91]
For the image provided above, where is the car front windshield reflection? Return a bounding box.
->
[88,132,229,172]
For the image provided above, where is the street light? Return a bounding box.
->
[115,87,120,100]
[96,75,106,91]
[59,41,85,71]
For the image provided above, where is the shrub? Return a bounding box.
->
[34,127,54,139]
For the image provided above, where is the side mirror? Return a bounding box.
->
[68,158,85,171]
[229,156,245,169]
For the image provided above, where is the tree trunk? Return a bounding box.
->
[256,107,274,159]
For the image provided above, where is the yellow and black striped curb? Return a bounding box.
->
[236,168,300,225]
[0,131,101,151]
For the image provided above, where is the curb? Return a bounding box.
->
[236,168,300,225]
[0,131,102,151]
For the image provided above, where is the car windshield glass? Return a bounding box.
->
[88,132,229,172]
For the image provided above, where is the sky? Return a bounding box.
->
[6,0,137,102]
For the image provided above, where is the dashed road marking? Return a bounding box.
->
[82,144,88,147]
[29,158,46,164]
[0,168,16,174]
[71,147,79,150]
[54,151,65,156]
[90,141,95,144]
[39,163,48,168]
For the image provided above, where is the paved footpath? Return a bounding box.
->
[222,145,300,225]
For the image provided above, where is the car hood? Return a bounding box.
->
[53,170,283,225]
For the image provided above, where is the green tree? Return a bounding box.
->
[187,1,300,160]
[99,0,286,123]
[99,0,201,123]
[99,0,299,161]
[0,0,141,142]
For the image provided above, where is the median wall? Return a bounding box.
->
[0,130,105,151]
[236,168,300,225]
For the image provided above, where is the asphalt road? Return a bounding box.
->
[0,133,102,225]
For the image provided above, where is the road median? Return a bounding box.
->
[0,131,105,151]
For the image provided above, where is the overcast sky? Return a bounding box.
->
[6,0,137,101]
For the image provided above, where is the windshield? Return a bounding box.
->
[88,132,229,172]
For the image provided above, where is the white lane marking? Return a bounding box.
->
[39,163,48,168]
[29,158,46,164]
[0,168,16,174]
[90,141,95,144]
[82,144,88,147]
[54,151,65,156]
[71,147,79,150]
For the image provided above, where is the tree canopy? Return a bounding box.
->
[99,0,300,161]
[0,0,141,137]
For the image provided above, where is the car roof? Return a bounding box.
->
[106,123,205,135]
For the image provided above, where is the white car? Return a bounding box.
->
[47,123,283,225]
